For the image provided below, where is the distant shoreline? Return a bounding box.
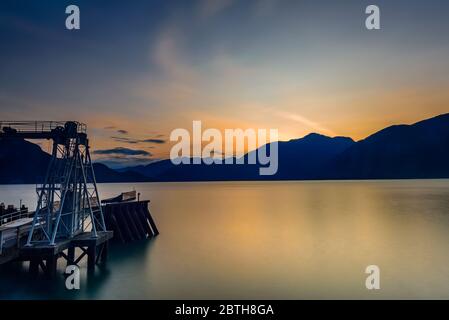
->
[2,177,449,186]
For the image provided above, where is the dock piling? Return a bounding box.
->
[102,200,159,243]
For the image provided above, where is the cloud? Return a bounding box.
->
[142,138,166,144]
[253,0,279,17]
[95,155,158,169]
[93,147,151,156]
[134,25,258,117]
[111,136,140,144]
[110,136,166,144]
[276,111,336,137]
[117,129,128,134]
[198,0,234,18]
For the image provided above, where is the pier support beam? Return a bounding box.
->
[87,245,97,273]
[99,241,108,264]
[29,258,39,276]
[19,231,113,277]
[46,255,57,279]
[67,246,75,266]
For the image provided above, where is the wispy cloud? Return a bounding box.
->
[252,0,279,17]
[198,0,234,18]
[111,136,140,144]
[110,136,166,145]
[93,147,151,156]
[141,138,166,144]
[95,155,158,169]
[277,111,336,137]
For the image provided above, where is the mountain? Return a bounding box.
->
[90,163,148,183]
[124,113,449,181]
[118,159,174,179]
[1,113,449,183]
[326,113,449,179]
[269,133,355,179]
[0,138,147,184]
[145,133,355,181]
[0,138,50,184]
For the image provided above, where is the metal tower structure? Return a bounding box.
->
[0,121,106,246]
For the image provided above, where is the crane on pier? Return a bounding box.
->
[0,121,106,246]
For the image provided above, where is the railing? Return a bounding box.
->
[0,121,87,134]
[0,210,33,226]
[0,210,35,255]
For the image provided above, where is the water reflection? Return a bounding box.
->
[1,180,449,299]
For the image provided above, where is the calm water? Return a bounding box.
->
[1,180,449,299]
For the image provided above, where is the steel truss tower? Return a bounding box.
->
[0,121,106,246]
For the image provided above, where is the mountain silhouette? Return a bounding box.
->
[0,138,50,184]
[0,138,147,184]
[121,133,354,181]
[326,113,449,179]
[128,113,449,181]
[1,113,449,183]
[269,133,355,179]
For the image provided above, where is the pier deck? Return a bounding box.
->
[0,218,33,264]
[19,231,113,257]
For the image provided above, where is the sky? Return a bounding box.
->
[1,0,449,167]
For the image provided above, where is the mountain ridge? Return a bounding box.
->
[1,113,448,183]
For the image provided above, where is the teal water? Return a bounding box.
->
[1,180,449,299]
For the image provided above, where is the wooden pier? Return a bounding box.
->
[1,220,112,277]
[0,199,158,277]
[20,231,113,277]
[1,122,159,279]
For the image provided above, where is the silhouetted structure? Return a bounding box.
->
[0,121,111,276]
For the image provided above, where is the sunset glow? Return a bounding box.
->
[1,0,449,167]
